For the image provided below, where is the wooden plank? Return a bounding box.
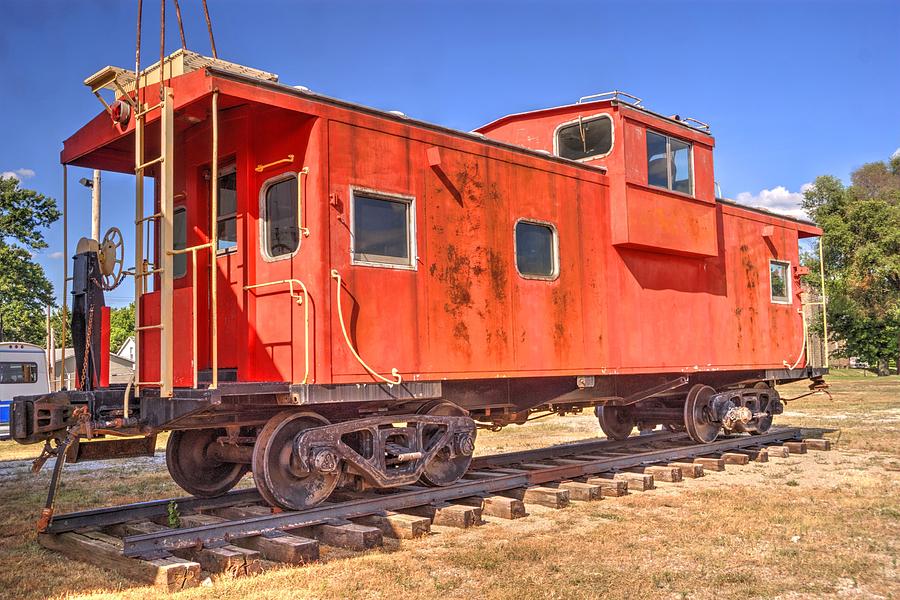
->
[765,445,790,458]
[38,531,200,592]
[354,512,430,539]
[640,465,683,483]
[731,448,769,462]
[207,505,320,563]
[584,476,629,497]
[556,480,603,501]
[719,452,751,465]
[693,456,726,471]
[613,472,654,491]
[454,495,528,520]
[401,503,482,528]
[499,486,570,509]
[804,438,832,451]
[305,521,383,551]
[668,462,705,478]
[783,441,808,454]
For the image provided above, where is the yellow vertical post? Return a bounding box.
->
[60,164,68,390]
[159,87,175,397]
[819,236,829,369]
[191,248,198,388]
[133,102,144,401]
[210,90,219,390]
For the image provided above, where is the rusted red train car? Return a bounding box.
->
[11,51,826,512]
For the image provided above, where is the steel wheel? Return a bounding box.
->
[166,428,248,497]
[683,384,721,443]
[596,405,635,441]
[418,400,474,487]
[750,382,773,435]
[252,411,340,510]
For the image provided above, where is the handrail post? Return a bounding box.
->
[60,164,68,391]
[210,90,219,390]
[819,236,829,369]
[159,87,175,398]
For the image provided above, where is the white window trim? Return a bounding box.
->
[769,259,792,304]
[553,113,615,162]
[349,186,418,271]
[258,171,301,262]
[646,129,694,197]
[216,164,238,256]
[513,217,560,281]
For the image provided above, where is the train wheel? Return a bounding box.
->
[683,384,721,443]
[166,429,249,497]
[418,400,474,487]
[749,382,774,435]
[252,411,340,510]
[596,405,635,441]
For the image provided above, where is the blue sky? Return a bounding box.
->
[1,0,898,307]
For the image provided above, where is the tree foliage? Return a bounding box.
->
[0,176,60,345]
[802,155,900,375]
[110,303,135,352]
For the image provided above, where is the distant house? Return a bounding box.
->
[53,348,134,390]
[116,336,136,363]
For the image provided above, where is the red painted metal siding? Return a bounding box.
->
[65,70,820,391]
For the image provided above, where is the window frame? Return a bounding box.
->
[769,259,792,304]
[258,171,301,262]
[215,163,238,256]
[513,217,560,281]
[172,206,187,278]
[0,361,39,384]
[349,186,417,271]
[646,129,694,197]
[553,113,615,162]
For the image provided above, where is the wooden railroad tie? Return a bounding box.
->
[764,445,791,458]
[783,441,808,454]
[554,480,604,501]
[584,475,630,497]
[692,456,726,471]
[612,472,655,491]
[497,486,570,509]
[353,511,431,539]
[730,448,769,462]
[453,495,528,520]
[627,465,683,483]
[38,530,201,592]
[668,462,705,478]
[399,502,483,528]
[803,438,832,451]
[207,504,320,563]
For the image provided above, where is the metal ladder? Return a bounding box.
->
[133,87,175,398]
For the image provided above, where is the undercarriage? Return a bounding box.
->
[12,367,828,515]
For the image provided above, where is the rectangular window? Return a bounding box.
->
[515,220,558,280]
[769,260,791,303]
[263,175,299,259]
[646,130,693,195]
[173,207,187,278]
[556,115,613,161]
[0,362,38,384]
[217,166,238,253]
[351,189,415,268]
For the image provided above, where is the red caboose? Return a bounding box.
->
[12,51,827,511]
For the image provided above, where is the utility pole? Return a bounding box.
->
[0,292,4,343]
[91,169,101,241]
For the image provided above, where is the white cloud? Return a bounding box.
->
[892,147,900,160]
[47,251,64,260]
[0,168,36,181]
[734,183,812,219]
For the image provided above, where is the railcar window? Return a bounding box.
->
[556,115,613,161]
[217,167,238,253]
[352,191,415,268]
[263,176,299,258]
[0,362,38,384]
[769,260,791,303]
[173,207,187,278]
[515,220,558,279]
[646,130,693,196]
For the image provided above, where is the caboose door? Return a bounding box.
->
[210,163,244,375]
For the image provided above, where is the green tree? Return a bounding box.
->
[803,155,900,375]
[110,303,135,352]
[0,176,61,345]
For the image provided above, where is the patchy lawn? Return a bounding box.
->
[0,372,896,600]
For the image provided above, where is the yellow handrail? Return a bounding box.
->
[244,279,311,384]
[297,167,310,238]
[330,269,402,385]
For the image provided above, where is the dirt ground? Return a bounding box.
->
[0,370,896,600]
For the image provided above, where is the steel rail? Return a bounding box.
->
[45,488,262,534]
[121,427,805,558]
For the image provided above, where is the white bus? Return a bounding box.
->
[0,342,50,440]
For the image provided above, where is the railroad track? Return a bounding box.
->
[37,426,833,592]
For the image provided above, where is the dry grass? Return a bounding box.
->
[0,371,896,600]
